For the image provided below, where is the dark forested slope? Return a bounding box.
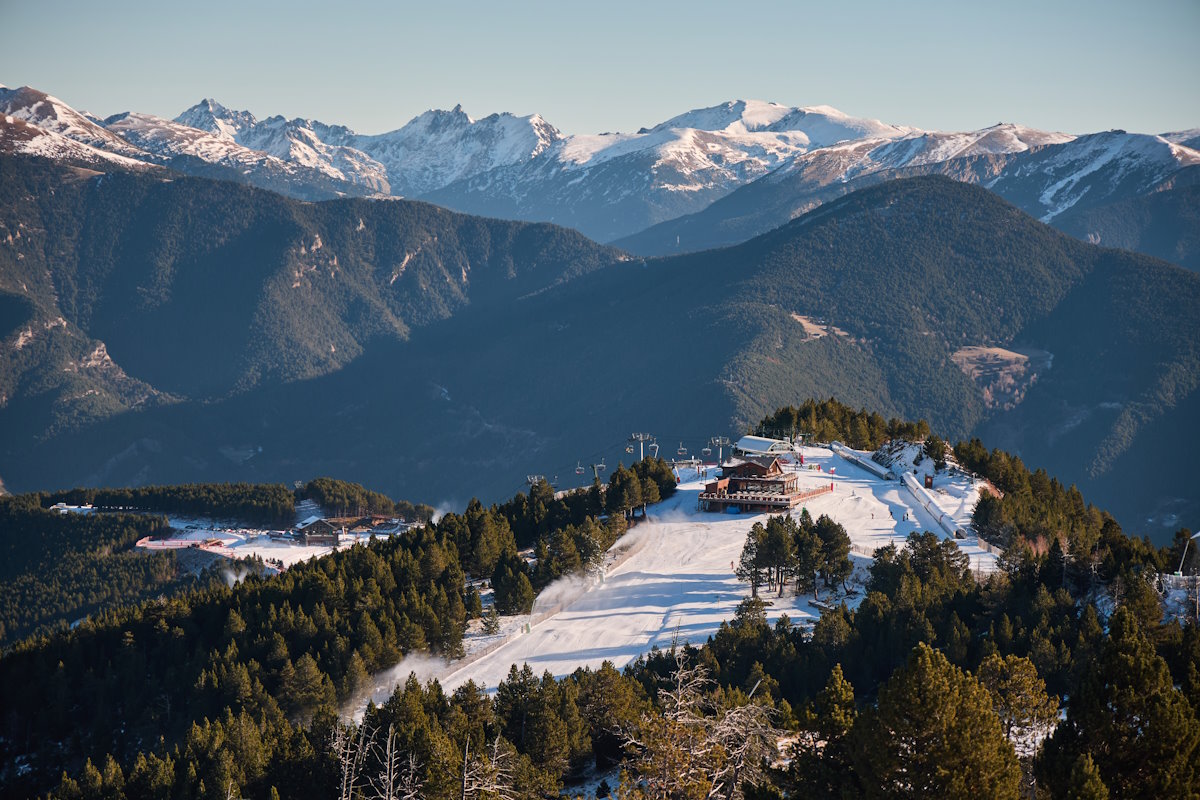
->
[0,155,625,438]
[2,162,1197,541]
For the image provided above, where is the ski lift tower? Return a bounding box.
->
[709,436,732,465]
[627,432,655,461]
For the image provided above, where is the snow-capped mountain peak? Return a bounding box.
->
[0,85,146,158]
[174,98,258,139]
[645,100,914,145]
[7,82,1196,251]
[648,99,795,134]
[351,105,565,196]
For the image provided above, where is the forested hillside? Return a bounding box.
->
[0,456,677,796]
[2,159,1198,542]
[0,496,189,647]
[2,408,1196,799]
[0,156,624,440]
[1054,182,1200,272]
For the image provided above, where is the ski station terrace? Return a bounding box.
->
[698,455,833,512]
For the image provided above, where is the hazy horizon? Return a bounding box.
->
[1,0,1197,137]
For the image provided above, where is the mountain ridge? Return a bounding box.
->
[1,158,1195,542]
[615,129,1200,263]
[6,83,1197,257]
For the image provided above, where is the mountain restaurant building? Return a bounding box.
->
[698,456,810,513]
[295,517,342,546]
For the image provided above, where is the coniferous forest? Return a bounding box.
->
[0,402,1196,799]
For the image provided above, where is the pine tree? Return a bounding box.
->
[924,435,947,471]
[792,525,822,599]
[790,664,857,798]
[482,604,501,635]
[1065,752,1109,800]
[1038,607,1200,798]
[849,643,1021,798]
[342,650,370,701]
[976,653,1058,752]
[761,516,796,596]
[641,476,661,515]
[814,514,853,592]
[736,524,767,597]
[512,573,535,614]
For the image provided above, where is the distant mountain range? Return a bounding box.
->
[616,127,1200,264]
[4,84,1196,267]
[1,154,1196,542]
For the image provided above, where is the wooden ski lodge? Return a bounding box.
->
[699,456,822,513]
[295,517,342,546]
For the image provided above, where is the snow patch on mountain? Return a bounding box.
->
[346,105,564,196]
[769,123,1076,186]
[1162,128,1200,151]
[230,115,390,192]
[998,130,1200,220]
[105,111,276,166]
[0,86,146,159]
[175,98,258,139]
[173,100,558,196]
[0,113,149,169]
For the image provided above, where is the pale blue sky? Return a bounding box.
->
[1,0,1196,136]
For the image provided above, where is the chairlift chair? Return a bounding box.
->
[648,442,660,458]
[702,445,712,457]
[677,441,687,457]
[575,461,585,475]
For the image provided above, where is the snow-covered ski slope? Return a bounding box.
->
[421,444,997,694]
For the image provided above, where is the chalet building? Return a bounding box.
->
[295,517,342,546]
[699,456,809,513]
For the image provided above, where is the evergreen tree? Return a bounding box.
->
[511,573,536,615]
[761,516,797,596]
[1065,753,1109,800]
[976,653,1058,749]
[577,661,646,768]
[736,524,767,597]
[641,476,661,514]
[814,514,853,592]
[790,664,857,798]
[1038,608,1200,798]
[849,643,1021,798]
[793,524,823,599]
[482,605,501,635]
[923,435,948,471]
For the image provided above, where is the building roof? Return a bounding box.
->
[722,455,788,477]
[296,515,323,529]
[735,435,794,455]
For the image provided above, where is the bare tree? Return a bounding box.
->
[371,723,423,800]
[706,682,779,800]
[626,648,717,799]
[461,733,517,800]
[624,651,780,800]
[332,721,376,800]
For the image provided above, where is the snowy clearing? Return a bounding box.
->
[133,506,417,572]
[356,444,997,709]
